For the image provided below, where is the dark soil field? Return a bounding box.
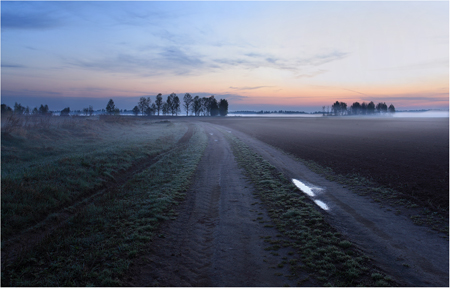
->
[201,116,449,212]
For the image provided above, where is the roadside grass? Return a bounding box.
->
[299,159,449,237]
[227,135,395,287]
[1,117,186,240]
[1,124,207,286]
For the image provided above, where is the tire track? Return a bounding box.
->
[126,123,312,287]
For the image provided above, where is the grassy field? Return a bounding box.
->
[1,116,207,286]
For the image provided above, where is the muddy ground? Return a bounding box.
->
[127,118,448,286]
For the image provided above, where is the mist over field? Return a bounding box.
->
[1,1,449,286]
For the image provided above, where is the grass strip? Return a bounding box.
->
[1,125,207,286]
[227,134,395,287]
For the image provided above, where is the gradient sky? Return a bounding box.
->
[1,1,449,112]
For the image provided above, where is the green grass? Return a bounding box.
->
[1,117,186,239]
[226,134,395,286]
[2,119,207,286]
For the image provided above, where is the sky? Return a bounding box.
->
[1,1,449,112]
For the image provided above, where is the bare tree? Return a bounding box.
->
[183,93,193,116]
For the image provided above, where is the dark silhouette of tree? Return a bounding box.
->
[166,94,174,115]
[201,97,211,116]
[219,99,228,116]
[210,96,219,116]
[389,104,396,113]
[14,102,25,115]
[183,93,193,116]
[360,102,368,115]
[376,102,388,113]
[367,101,375,114]
[332,101,341,116]
[155,93,163,116]
[351,102,361,115]
[24,106,30,115]
[32,107,39,115]
[132,105,140,116]
[150,103,156,115]
[106,99,115,115]
[162,102,169,115]
[138,96,151,116]
[173,95,181,116]
[1,104,13,115]
[60,107,70,116]
[192,96,202,116]
[39,104,49,115]
[339,102,347,115]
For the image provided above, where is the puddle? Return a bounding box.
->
[209,133,214,135]
[293,178,329,211]
[314,200,329,210]
[292,179,315,197]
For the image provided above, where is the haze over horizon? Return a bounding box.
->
[1,1,449,113]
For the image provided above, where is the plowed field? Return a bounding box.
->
[201,117,449,211]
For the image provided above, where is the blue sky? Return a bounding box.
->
[1,1,448,112]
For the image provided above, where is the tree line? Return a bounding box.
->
[127,93,228,117]
[325,101,395,116]
[1,93,229,117]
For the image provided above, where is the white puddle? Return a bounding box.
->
[292,179,315,197]
[292,178,329,211]
[314,200,329,211]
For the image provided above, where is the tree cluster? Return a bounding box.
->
[2,102,52,116]
[130,93,229,117]
[330,101,395,116]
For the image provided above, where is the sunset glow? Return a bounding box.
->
[1,1,448,112]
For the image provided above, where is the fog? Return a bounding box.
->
[393,111,449,118]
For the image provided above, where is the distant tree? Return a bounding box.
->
[339,102,347,115]
[183,93,193,116]
[332,101,341,116]
[14,102,25,115]
[210,96,219,116]
[162,102,169,115]
[113,108,120,115]
[1,104,13,115]
[351,102,361,115]
[60,107,70,117]
[32,107,39,115]
[322,106,326,116]
[367,101,375,114]
[155,93,163,116]
[24,106,30,115]
[173,95,181,116]
[106,99,115,115]
[138,97,151,116]
[361,102,368,115]
[166,93,174,115]
[201,97,211,116]
[83,107,89,116]
[191,96,202,116]
[150,103,156,115]
[132,105,140,116]
[219,99,228,116]
[376,102,387,114]
[88,105,94,116]
[388,104,396,113]
[39,104,49,115]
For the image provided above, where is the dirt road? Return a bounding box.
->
[128,121,448,286]
[127,123,316,286]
